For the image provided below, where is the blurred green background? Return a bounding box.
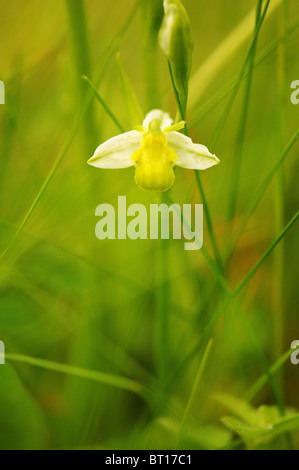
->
[0,0,298,450]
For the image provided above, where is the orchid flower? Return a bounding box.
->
[88,109,220,192]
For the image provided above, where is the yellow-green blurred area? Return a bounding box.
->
[0,0,298,450]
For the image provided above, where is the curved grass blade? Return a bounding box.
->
[189,16,299,128]
[116,53,144,128]
[0,96,93,265]
[6,353,143,395]
[175,339,213,449]
[188,0,282,108]
[245,348,296,402]
[167,208,298,411]
[227,0,263,222]
[82,75,125,132]
[209,0,271,149]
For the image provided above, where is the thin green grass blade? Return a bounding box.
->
[226,0,263,222]
[6,353,143,395]
[175,339,213,449]
[189,0,282,109]
[245,348,296,402]
[155,232,169,398]
[209,0,271,150]
[194,172,224,274]
[167,66,224,273]
[167,209,298,406]
[227,129,299,259]
[116,53,144,128]
[191,129,298,324]
[189,16,299,128]
[165,195,287,413]
[0,96,93,265]
[272,0,289,389]
[234,211,298,297]
[82,75,125,132]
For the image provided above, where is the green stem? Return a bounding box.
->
[168,61,185,125]
[155,194,169,402]
[141,0,164,109]
[175,340,213,449]
[65,0,97,151]
[195,172,224,274]
[273,0,288,392]
[168,63,224,274]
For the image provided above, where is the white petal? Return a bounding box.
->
[167,132,220,170]
[142,109,173,129]
[88,131,141,169]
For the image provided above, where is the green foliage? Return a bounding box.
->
[0,0,298,450]
[216,394,299,449]
[141,418,232,450]
[0,365,47,450]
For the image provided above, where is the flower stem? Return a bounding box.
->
[273,0,288,391]
[65,0,97,152]
[155,194,169,401]
[141,0,164,110]
[168,63,224,273]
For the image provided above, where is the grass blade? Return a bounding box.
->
[0,97,93,264]
[189,0,282,108]
[82,75,125,132]
[226,0,263,222]
[6,353,143,395]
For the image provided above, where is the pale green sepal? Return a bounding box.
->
[88,131,141,169]
[167,131,220,170]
